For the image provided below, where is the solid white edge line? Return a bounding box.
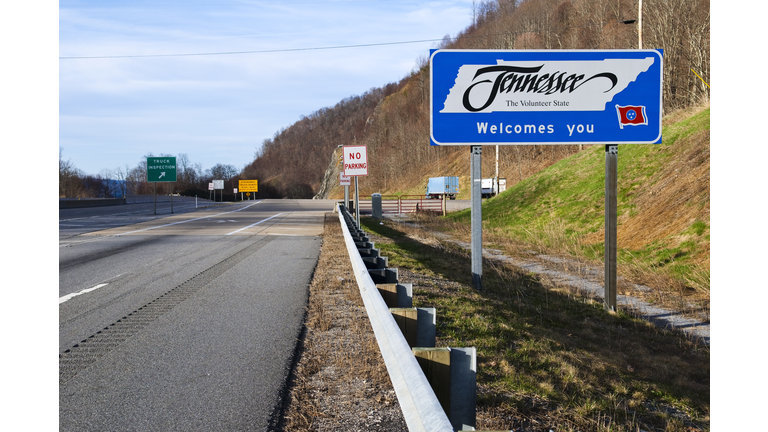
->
[225,212,284,235]
[59,283,108,304]
[115,201,262,236]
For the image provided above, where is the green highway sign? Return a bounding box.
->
[147,157,177,182]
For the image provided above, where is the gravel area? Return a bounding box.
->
[278,213,408,431]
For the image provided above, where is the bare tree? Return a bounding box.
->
[59,147,83,198]
[112,166,128,198]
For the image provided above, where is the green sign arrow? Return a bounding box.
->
[147,157,177,182]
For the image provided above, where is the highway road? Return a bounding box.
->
[59,198,336,431]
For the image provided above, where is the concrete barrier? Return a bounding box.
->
[59,198,126,209]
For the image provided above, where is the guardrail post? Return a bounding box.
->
[363,255,388,270]
[355,240,375,249]
[376,283,413,308]
[413,347,477,431]
[413,348,452,421]
[377,283,398,307]
[450,347,477,431]
[391,308,419,347]
[367,268,399,284]
[390,307,436,348]
[417,307,437,348]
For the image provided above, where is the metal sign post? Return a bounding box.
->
[147,156,177,215]
[213,179,224,202]
[343,145,368,227]
[471,145,483,290]
[345,185,350,210]
[354,177,360,227]
[239,180,258,194]
[340,173,351,212]
[605,145,618,312]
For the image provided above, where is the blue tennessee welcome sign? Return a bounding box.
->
[429,49,663,145]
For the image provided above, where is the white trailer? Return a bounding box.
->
[481,178,506,198]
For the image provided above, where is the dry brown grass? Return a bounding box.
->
[279,213,406,431]
[615,133,709,263]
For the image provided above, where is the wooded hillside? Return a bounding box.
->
[240,0,710,199]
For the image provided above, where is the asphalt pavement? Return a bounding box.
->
[59,199,334,431]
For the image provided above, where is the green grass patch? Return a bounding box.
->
[361,216,710,431]
[445,109,710,294]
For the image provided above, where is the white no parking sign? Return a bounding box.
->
[343,145,368,176]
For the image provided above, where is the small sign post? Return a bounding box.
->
[605,144,618,311]
[239,180,258,202]
[343,145,368,227]
[238,180,259,192]
[340,173,351,211]
[213,180,224,202]
[147,157,177,215]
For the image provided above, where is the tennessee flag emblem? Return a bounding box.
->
[616,105,647,129]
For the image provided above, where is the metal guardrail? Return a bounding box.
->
[337,205,454,432]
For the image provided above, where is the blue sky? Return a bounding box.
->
[57,0,475,175]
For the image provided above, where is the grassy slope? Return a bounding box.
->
[446,106,710,292]
[362,217,710,431]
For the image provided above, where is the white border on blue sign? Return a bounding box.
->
[429,49,663,146]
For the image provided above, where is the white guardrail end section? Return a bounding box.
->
[338,210,454,432]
